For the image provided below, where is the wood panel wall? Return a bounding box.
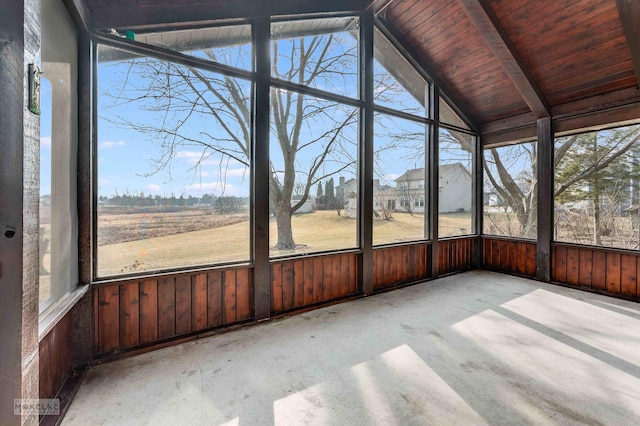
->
[271,252,358,314]
[552,244,639,299]
[439,237,475,274]
[372,243,429,291]
[91,239,536,357]
[483,237,537,277]
[39,311,73,400]
[94,266,252,355]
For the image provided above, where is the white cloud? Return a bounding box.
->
[40,136,51,149]
[100,140,126,149]
[174,151,203,159]
[145,184,162,192]
[226,167,250,178]
[99,179,110,185]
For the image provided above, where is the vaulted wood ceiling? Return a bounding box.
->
[380,0,640,137]
[67,0,640,138]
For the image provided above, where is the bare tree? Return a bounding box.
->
[102,29,359,250]
[484,125,640,245]
[398,175,414,216]
[483,142,537,238]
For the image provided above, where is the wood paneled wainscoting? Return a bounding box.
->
[271,252,358,314]
[91,240,484,357]
[39,290,92,424]
[93,266,252,356]
[40,313,73,401]
[552,243,639,300]
[482,236,537,278]
[373,243,430,291]
[439,237,475,275]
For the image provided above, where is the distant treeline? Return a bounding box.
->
[97,193,249,213]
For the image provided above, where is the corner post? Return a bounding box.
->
[253,16,272,320]
[536,116,553,281]
[359,10,374,295]
[428,84,440,277]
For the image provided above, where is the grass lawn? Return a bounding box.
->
[439,212,473,237]
[97,210,474,277]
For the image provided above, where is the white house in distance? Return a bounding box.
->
[338,163,472,218]
[438,163,472,213]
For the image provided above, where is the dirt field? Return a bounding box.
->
[97,206,248,246]
[95,209,474,276]
[40,205,475,280]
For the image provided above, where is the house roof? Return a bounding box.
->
[73,0,640,143]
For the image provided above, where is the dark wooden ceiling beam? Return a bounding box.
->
[62,0,91,31]
[458,0,550,118]
[616,0,640,87]
[89,0,371,30]
[482,87,640,145]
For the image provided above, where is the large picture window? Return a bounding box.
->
[96,40,252,277]
[373,113,427,245]
[40,0,78,312]
[439,128,474,237]
[372,27,428,246]
[268,17,360,256]
[269,90,358,255]
[484,141,537,239]
[93,15,480,278]
[554,124,640,249]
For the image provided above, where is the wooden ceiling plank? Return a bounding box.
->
[616,0,640,87]
[458,0,550,117]
[386,0,438,28]
[543,54,634,93]
[400,3,462,48]
[389,0,450,33]
[549,74,638,106]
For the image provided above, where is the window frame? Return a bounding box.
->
[87,12,481,281]
[553,123,640,250]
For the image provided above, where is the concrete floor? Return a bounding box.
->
[63,271,640,425]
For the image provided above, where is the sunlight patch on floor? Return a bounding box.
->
[273,344,485,425]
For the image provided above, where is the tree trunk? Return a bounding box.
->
[593,193,602,245]
[274,203,296,250]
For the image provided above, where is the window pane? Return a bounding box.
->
[40,0,78,312]
[439,97,470,129]
[373,113,426,245]
[374,28,427,116]
[97,45,251,277]
[484,142,537,239]
[271,17,359,98]
[269,89,358,256]
[123,24,252,71]
[554,124,640,249]
[439,128,474,237]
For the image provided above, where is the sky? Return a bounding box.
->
[40,78,53,195]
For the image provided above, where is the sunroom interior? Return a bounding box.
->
[2,0,640,424]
